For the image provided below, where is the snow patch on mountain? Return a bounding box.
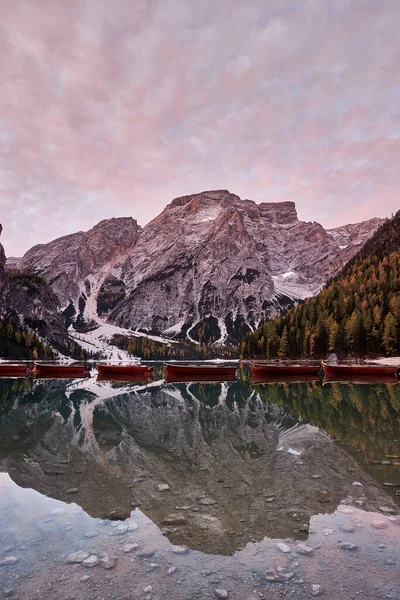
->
[69,322,178,360]
[163,319,186,336]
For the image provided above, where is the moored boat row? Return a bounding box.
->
[0,359,398,383]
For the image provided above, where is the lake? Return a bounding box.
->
[0,368,399,599]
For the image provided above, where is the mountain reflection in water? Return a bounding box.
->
[0,373,399,555]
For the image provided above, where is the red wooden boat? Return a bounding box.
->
[322,361,398,379]
[96,363,154,380]
[34,363,90,379]
[0,362,32,377]
[251,373,320,384]
[164,363,237,380]
[250,363,320,377]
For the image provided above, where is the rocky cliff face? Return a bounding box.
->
[109,191,383,343]
[8,192,383,345]
[1,224,69,350]
[10,217,141,330]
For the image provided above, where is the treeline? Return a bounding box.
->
[112,334,238,360]
[255,380,400,462]
[241,210,400,359]
[0,319,53,359]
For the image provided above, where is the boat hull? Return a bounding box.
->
[96,363,154,380]
[0,363,31,377]
[34,364,90,379]
[322,362,397,378]
[250,363,320,376]
[96,363,154,378]
[164,364,237,380]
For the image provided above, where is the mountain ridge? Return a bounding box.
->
[241,209,400,358]
[4,190,385,348]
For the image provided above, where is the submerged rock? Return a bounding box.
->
[82,555,98,568]
[67,551,90,564]
[339,542,358,551]
[1,556,20,566]
[171,545,189,554]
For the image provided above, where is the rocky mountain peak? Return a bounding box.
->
[169,189,236,210]
[258,200,298,224]
[4,192,385,348]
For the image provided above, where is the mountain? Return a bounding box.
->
[8,217,141,330]
[8,191,384,347]
[241,209,400,358]
[0,225,69,355]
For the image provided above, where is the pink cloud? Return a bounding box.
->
[0,0,399,256]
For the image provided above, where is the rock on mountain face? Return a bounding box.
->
[9,192,383,345]
[10,217,141,329]
[1,224,69,350]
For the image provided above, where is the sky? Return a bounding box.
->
[0,0,399,256]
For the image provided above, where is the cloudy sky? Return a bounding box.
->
[0,0,399,256]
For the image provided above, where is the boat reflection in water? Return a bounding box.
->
[164,362,237,381]
[323,374,398,385]
[249,362,320,378]
[251,373,320,385]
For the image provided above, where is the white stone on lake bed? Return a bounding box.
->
[82,555,98,567]
[168,566,177,575]
[171,545,189,554]
[158,484,170,492]
[311,584,323,596]
[371,521,388,530]
[99,556,115,569]
[276,542,291,553]
[339,542,358,551]
[123,543,139,553]
[1,556,20,566]
[296,543,314,555]
[138,546,155,558]
[199,497,216,506]
[127,520,138,531]
[215,589,229,598]
[144,585,152,593]
[115,523,129,534]
[379,506,395,514]
[339,506,355,514]
[67,551,90,563]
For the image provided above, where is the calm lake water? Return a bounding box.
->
[0,367,399,599]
